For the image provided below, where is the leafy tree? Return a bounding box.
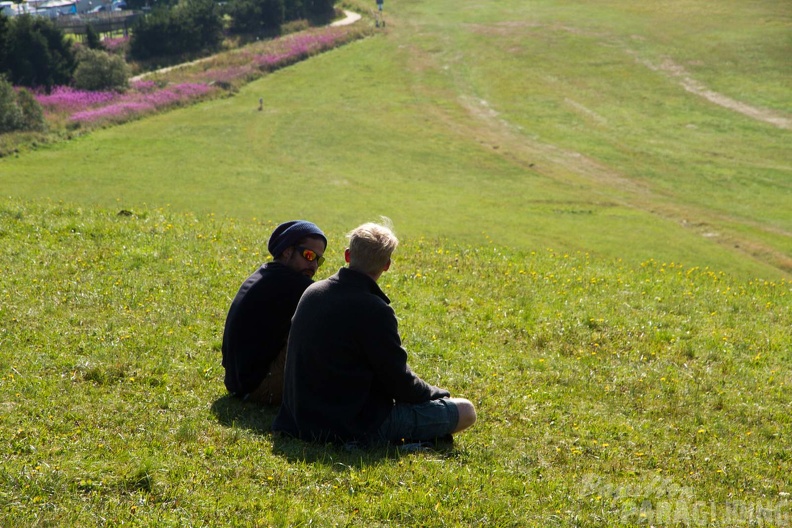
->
[130,0,222,60]
[74,48,129,92]
[278,0,334,22]
[228,0,284,34]
[0,14,8,69]
[1,15,76,91]
[129,9,172,59]
[255,0,285,30]
[283,0,303,21]
[85,24,103,50]
[125,0,177,10]
[181,0,223,50]
[304,0,334,20]
[227,0,262,34]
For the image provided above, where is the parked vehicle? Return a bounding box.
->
[0,1,17,16]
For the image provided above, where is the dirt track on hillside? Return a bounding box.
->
[442,49,792,275]
[633,54,791,130]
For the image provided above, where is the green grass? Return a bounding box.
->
[1,0,791,524]
[1,199,790,525]
[1,0,790,279]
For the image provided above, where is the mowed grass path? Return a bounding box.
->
[0,0,789,279]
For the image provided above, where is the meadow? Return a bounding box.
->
[1,200,790,525]
[1,0,791,525]
[1,0,790,279]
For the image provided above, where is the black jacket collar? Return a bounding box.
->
[336,267,390,305]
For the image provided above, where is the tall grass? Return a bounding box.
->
[1,198,790,525]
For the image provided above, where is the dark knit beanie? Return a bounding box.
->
[268,220,327,258]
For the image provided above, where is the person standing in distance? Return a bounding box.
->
[222,220,327,405]
[273,219,476,445]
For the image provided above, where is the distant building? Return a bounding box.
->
[34,0,78,17]
[0,0,96,16]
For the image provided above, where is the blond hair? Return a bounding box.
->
[347,218,398,275]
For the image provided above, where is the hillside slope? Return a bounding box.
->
[0,0,789,279]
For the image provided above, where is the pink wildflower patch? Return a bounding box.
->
[25,24,363,130]
[102,36,130,53]
[251,28,353,72]
[35,86,118,112]
[130,80,158,93]
[70,102,156,123]
[68,83,216,124]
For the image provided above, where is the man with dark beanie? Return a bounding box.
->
[222,220,327,405]
[273,219,476,445]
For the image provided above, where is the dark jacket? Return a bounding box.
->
[272,267,449,443]
[222,262,313,396]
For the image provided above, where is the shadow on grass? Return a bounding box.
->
[270,432,460,468]
[271,434,391,467]
[210,393,458,466]
[210,393,277,435]
[209,393,392,465]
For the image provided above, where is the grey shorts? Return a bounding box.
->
[376,398,459,444]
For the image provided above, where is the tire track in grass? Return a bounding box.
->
[452,85,792,277]
[633,54,792,130]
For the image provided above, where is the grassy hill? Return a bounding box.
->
[1,0,791,524]
[1,0,789,279]
[0,199,789,525]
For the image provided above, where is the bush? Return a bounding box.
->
[74,48,130,92]
[15,88,47,132]
[0,76,46,134]
[0,78,24,134]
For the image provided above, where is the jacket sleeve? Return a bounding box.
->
[361,302,450,403]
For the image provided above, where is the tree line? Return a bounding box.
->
[128,0,337,60]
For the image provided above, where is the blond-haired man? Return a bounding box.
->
[273,219,476,445]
